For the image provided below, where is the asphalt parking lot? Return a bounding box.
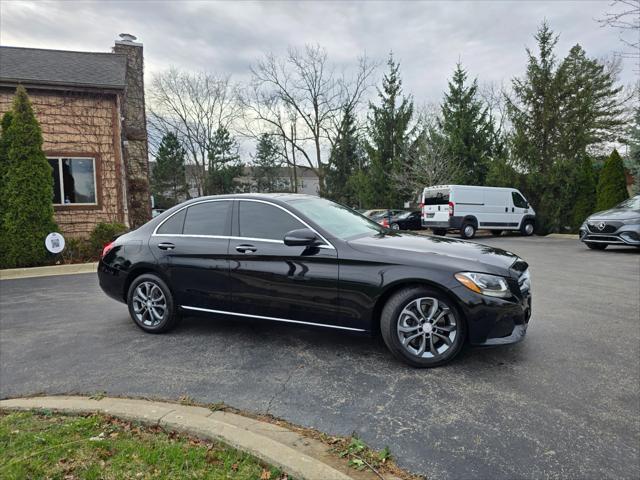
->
[1,236,638,479]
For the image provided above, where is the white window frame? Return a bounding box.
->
[48,156,98,206]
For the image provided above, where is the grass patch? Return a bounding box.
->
[0,411,286,479]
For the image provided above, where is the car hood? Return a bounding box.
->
[588,208,640,221]
[347,233,524,277]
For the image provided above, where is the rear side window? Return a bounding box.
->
[239,201,304,241]
[423,190,449,205]
[512,192,528,208]
[157,209,186,234]
[183,201,231,236]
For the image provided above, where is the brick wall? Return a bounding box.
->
[0,88,124,238]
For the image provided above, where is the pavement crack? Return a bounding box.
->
[265,365,297,415]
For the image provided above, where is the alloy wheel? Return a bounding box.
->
[132,281,167,327]
[524,223,534,235]
[396,297,457,358]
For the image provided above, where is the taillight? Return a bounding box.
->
[448,202,455,217]
[380,218,389,227]
[101,241,115,258]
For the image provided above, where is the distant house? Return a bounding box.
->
[235,165,320,196]
[0,34,151,237]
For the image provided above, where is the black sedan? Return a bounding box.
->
[579,195,640,250]
[379,210,422,230]
[98,194,532,367]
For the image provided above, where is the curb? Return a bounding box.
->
[0,396,375,480]
[545,233,579,239]
[0,262,97,280]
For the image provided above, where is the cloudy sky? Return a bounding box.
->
[0,0,636,106]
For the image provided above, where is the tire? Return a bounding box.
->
[432,228,447,236]
[586,242,607,250]
[520,220,535,236]
[127,273,179,333]
[380,286,466,368]
[491,230,503,236]
[391,223,400,230]
[460,222,476,239]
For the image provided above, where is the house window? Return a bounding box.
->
[48,157,97,205]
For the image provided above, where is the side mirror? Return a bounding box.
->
[284,228,319,247]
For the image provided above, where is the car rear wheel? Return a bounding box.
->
[380,286,466,367]
[586,242,607,250]
[127,273,179,333]
[432,228,447,236]
[460,222,476,239]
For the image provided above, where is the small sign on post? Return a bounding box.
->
[45,232,65,254]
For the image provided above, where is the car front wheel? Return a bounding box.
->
[391,223,400,230]
[127,273,179,333]
[521,221,534,236]
[380,286,466,367]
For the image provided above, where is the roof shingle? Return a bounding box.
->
[0,46,127,90]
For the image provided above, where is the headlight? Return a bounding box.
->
[622,217,640,225]
[455,272,511,298]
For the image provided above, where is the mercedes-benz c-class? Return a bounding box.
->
[98,194,532,367]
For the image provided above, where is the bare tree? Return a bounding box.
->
[393,112,461,202]
[597,0,640,73]
[241,45,375,194]
[147,68,242,195]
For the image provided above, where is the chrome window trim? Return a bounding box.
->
[180,305,365,332]
[152,197,335,250]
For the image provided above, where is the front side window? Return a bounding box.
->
[239,201,304,241]
[512,192,528,208]
[48,157,97,205]
[183,201,231,236]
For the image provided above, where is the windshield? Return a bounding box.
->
[615,196,640,211]
[287,197,384,240]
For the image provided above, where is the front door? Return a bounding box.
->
[149,200,233,311]
[228,199,341,326]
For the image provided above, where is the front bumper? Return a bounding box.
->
[579,223,640,246]
[451,282,532,346]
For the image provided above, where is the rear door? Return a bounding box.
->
[422,188,450,224]
[228,199,341,326]
[150,200,233,311]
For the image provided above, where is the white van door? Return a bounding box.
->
[481,189,510,228]
[422,188,450,225]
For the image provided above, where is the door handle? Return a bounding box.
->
[512,207,515,212]
[235,244,257,254]
[505,207,508,212]
[157,242,175,250]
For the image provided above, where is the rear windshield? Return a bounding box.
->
[423,190,450,205]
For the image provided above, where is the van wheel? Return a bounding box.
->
[520,221,534,236]
[460,223,476,239]
[432,229,447,236]
[491,230,503,236]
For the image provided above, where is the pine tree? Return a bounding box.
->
[326,106,364,206]
[253,133,286,192]
[572,156,597,229]
[507,22,625,232]
[207,126,241,195]
[0,86,57,268]
[439,63,493,184]
[151,132,188,208]
[597,149,629,211]
[0,111,14,249]
[366,53,414,208]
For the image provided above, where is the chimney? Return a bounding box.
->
[113,33,151,228]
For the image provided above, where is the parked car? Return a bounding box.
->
[370,209,405,223]
[361,209,386,218]
[420,185,536,239]
[579,195,640,250]
[379,210,422,230]
[98,194,532,368]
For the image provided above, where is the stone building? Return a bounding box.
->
[0,34,150,238]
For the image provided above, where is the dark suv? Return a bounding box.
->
[579,195,640,250]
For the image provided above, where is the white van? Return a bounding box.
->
[420,185,535,239]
